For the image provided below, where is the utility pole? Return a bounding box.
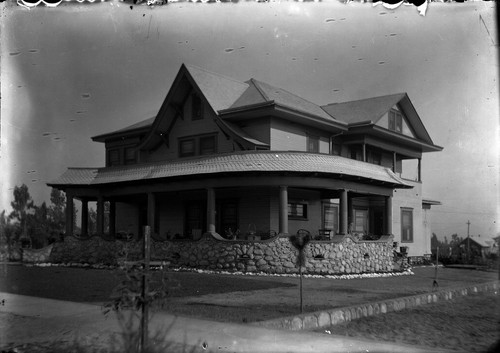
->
[466,220,471,263]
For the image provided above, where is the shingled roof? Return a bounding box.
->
[48,151,412,188]
[321,93,406,124]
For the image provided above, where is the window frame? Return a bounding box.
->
[179,138,196,158]
[322,203,339,233]
[199,135,217,156]
[124,146,137,165]
[288,202,308,220]
[401,208,414,243]
[108,148,121,166]
[353,208,369,234]
[389,109,403,133]
[307,135,320,153]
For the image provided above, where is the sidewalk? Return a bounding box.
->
[0,292,452,353]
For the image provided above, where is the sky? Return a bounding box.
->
[1,0,498,241]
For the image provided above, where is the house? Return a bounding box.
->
[459,236,496,260]
[48,64,443,270]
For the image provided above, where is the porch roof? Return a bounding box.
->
[48,151,413,188]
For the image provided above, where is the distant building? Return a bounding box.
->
[49,64,443,258]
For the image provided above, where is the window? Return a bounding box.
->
[307,135,319,153]
[353,208,368,234]
[322,203,338,232]
[288,202,308,219]
[332,143,342,156]
[389,109,403,133]
[124,147,137,165]
[108,149,120,166]
[192,94,203,121]
[218,200,238,234]
[401,208,413,242]
[199,136,216,155]
[371,151,381,166]
[179,138,196,157]
[185,202,205,238]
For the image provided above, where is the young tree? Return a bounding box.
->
[9,184,34,247]
[29,202,51,248]
[49,188,66,236]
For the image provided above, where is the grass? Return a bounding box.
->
[318,291,500,353]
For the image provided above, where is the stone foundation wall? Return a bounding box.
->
[47,234,394,275]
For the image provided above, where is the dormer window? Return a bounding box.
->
[389,109,403,133]
[192,94,203,121]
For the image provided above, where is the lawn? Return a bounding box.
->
[317,291,500,353]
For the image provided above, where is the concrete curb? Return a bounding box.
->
[254,280,500,331]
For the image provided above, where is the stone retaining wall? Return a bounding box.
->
[255,281,500,331]
[47,233,394,275]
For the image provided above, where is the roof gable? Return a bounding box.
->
[321,93,406,125]
[322,93,438,146]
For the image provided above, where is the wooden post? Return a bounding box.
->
[299,265,303,313]
[141,225,151,352]
[433,245,439,289]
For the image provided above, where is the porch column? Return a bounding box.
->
[207,188,216,234]
[279,186,288,235]
[339,189,348,235]
[81,199,88,237]
[393,152,397,173]
[362,143,367,162]
[386,196,393,235]
[109,201,116,237]
[417,158,422,182]
[65,192,74,236]
[96,196,104,235]
[147,193,156,234]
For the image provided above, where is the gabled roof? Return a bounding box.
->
[184,64,249,112]
[48,151,412,189]
[92,117,155,142]
[228,79,339,123]
[322,93,442,151]
[321,93,406,125]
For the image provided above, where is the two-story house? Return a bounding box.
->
[49,64,442,260]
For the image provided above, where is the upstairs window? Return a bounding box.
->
[389,109,403,133]
[179,138,196,157]
[192,94,203,121]
[124,147,137,165]
[108,149,120,166]
[371,151,381,166]
[307,135,319,153]
[179,134,217,158]
[199,136,216,155]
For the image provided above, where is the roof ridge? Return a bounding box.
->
[248,78,271,102]
[322,92,407,107]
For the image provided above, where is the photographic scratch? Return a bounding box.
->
[325,18,335,23]
[10,52,21,56]
[479,14,495,46]
[146,15,152,39]
[29,49,39,53]
[225,48,234,53]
